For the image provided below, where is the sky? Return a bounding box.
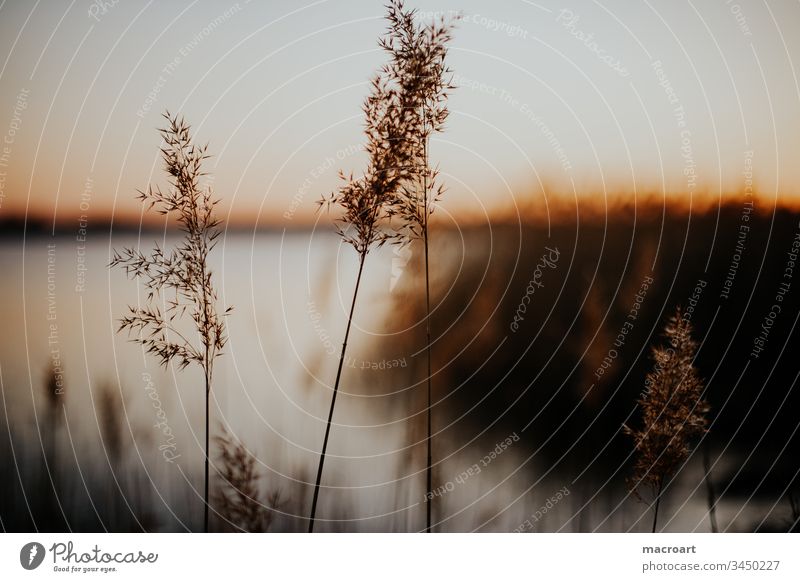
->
[0,0,799,227]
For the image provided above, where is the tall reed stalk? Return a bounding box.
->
[307,4,422,532]
[624,307,709,532]
[383,0,456,533]
[702,446,719,532]
[41,362,66,530]
[110,112,231,533]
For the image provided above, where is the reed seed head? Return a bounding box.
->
[110,111,231,372]
[625,306,710,498]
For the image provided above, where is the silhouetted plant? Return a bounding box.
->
[40,361,67,530]
[215,427,280,532]
[96,381,137,529]
[624,307,709,532]
[789,490,799,532]
[42,361,66,461]
[383,0,456,533]
[702,446,719,532]
[110,111,231,533]
[308,2,428,533]
[97,382,124,465]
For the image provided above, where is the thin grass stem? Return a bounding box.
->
[309,252,367,532]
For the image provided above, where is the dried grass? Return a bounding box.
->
[624,307,709,532]
[110,111,231,532]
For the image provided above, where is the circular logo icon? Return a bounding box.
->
[20,542,46,570]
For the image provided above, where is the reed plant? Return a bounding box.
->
[215,427,281,532]
[40,361,67,530]
[308,2,427,532]
[382,0,456,533]
[702,446,719,532]
[110,112,231,533]
[624,306,709,532]
[789,491,799,532]
[97,382,124,466]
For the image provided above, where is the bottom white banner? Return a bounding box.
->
[0,533,796,581]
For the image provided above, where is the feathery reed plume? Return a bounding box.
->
[624,307,709,532]
[215,428,278,532]
[110,111,231,533]
[308,2,423,532]
[383,0,457,532]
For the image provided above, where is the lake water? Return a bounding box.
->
[0,230,782,532]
